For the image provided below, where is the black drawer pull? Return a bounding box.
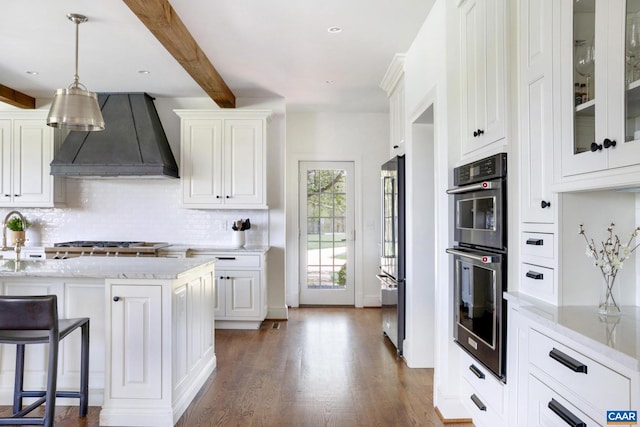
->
[470,394,486,411]
[526,271,544,280]
[548,398,586,427]
[549,348,588,374]
[216,257,237,260]
[526,238,544,246]
[469,364,485,379]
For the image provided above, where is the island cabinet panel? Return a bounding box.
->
[0,279,105,406]
[109,284,163,400]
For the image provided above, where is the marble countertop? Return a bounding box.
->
[0,256,217,280]
[505,291,640,371]
[159,244,270,254]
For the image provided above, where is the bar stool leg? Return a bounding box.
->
[43,334,59,427]
[12,344,25,414]
[79,320,89,416]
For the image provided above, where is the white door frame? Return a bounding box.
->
[286,153,363,308]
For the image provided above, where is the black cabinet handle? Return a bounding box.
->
[3,194,9,197]
[113,296,120,302]
[470,394,486,411]
[216,257,236,260]
[393,145,399,149]
[473,129,485,137]
[603,138,617,149]
[469,364,485,379]
[549,348,588,374]
[13,194,20,197]
[226,276,230,280]
[216,195,220,199]
[526,271,544,280]
[526,238,544,246]
[226,195,230,199]
[590,142,603,152]
[548,399,586,427]
[541,200,551,208]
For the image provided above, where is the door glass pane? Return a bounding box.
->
[573,0,596,154]
[306,168,347,289]
[626,0,640,142]
[458,262,496,347]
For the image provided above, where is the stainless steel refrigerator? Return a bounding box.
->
[377,155,405,355]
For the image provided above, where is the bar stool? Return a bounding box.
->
[0,295,89,427]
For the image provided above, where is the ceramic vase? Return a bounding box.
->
[231,230,245,248]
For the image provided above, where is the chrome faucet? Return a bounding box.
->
[2,210,27,259]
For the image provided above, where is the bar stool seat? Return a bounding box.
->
[0,295,89,427]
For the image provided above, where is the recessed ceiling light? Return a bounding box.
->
[137,70,151,75]
[327,26,342,33]
[325,80,335,84]
[25,71,39,75]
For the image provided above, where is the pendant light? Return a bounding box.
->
[47,13,104,131]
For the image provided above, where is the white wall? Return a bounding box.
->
[285,112,389,308]
[4,95,289,320]
[403,0,468,417]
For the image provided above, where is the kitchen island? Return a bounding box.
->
[0,257,216,427]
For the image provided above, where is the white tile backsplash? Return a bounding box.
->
[15,179,268,247]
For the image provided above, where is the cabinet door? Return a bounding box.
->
[214,271,226,318]
[224,270,261,318]
[181,119,224,205]
[110,284,162,399]
[223,119,265,206]
[520,0,555,223]
[389,77,406,154]
[0,120,11,206]
[461,0,506,155]
[11,120,53,206]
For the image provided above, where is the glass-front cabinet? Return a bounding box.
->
[562,0,640,177]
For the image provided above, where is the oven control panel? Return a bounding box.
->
[454,153,507,186]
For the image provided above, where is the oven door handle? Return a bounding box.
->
[446,181,497,194]
[446,248,499,263]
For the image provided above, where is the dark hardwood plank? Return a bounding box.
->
[0,307,474,426]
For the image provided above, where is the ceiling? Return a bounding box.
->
[0,0,434,113]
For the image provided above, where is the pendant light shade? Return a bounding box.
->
[47,13,104,131]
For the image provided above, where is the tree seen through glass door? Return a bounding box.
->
[306,168,347,289]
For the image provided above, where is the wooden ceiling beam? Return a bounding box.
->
[0,85,35,109]
[123,0,236,108]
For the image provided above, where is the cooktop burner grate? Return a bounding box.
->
[54,241,145,248]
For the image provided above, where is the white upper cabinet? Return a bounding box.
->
[175,110,270,209]
[519,0,557,224]
[560,0,640,181]
[0,112,57,207]
[380,54,406,157]
[460,0,507,156]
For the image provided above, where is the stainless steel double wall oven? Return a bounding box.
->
[447,153,507,381]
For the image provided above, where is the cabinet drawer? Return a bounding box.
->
[520,263,555,304]
[529,328,630,413]
[460,350,505,415]
[527,373,598,427]
[211,254,261,268]
[522,232,554,260]
[460,378,504,427]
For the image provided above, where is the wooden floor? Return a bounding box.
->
[0,307,473,426]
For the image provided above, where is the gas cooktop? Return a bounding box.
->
[54,241,145,248]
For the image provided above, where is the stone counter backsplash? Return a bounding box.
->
[8,179,269,247]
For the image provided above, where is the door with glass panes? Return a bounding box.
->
[299,161,355,305]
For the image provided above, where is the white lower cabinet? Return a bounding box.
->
[190,251,268,329]
[514,305,637,426]
[459,349,507,426]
